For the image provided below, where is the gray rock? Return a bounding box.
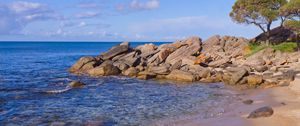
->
[248,106,274,118]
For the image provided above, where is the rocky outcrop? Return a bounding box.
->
[69,35,300,89]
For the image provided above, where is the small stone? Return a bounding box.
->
[243,100,254,105]
[248,106,274,118]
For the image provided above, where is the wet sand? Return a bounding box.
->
[156,79,300,126]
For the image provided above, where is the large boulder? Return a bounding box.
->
[87,63,120,76]
[118,52,141,67]
[166,37,202,65]
[166,70,198,82]
[208,57,231,68]
[101,42,130,60]
[147,49,174,65]
[69,57,98,73]
[123,67,140,77]
[148,65,170,75]
[113,62,129,71]
[136,43,157,54]
[223,36,249,57]
[223,67,248,85]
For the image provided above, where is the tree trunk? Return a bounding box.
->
[266,22,272,45]
[280,17,285,27]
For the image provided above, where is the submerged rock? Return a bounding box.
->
[68,81,85,88]
[248,106,274,118]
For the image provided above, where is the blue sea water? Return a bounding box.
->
[0,42,239,126]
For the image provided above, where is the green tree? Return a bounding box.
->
[280,0,300,42]
[230,0,287,42]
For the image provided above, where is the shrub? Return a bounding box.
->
[246,42,298,56]
[271,42,298,52]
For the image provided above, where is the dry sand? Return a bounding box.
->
[156,79,300,126]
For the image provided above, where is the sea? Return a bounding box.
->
[0,42,240,126]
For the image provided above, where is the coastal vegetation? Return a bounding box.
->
[230,0,300,45]
[247,42,298,56]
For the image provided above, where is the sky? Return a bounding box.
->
[0,0,262,42]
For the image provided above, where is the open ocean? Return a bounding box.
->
[0,42,239,125]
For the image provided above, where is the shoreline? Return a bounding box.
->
[68,36,300,125]
[156,78,300,126]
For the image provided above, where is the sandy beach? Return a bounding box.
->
[156,78,300,126]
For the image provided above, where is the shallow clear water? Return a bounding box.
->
[0,42,239,125]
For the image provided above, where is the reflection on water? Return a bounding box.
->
[0,42,239,125]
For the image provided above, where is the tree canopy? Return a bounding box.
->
[230,0,287,34]
[281,0,300,42]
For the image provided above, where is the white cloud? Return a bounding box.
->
[9,1,45,13]
[130,16,227,33]
[0,1,60,35]
[75,11,101,19]
[77,3,100,9]
[116,0,160,12]
[130,0,159,10]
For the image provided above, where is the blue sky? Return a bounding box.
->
[0,0,261,42]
